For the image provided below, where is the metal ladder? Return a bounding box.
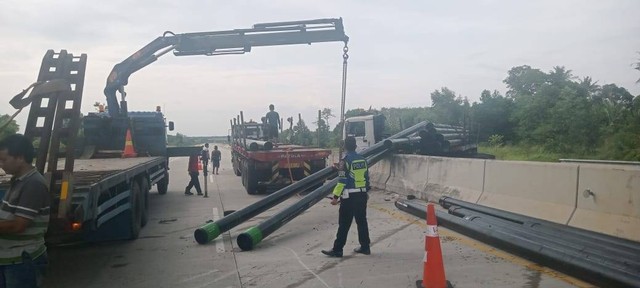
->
[23,50,87,218]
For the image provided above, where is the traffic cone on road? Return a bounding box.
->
[122,129,137,158]
[416,203,452,288]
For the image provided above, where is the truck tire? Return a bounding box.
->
[129,181,143,240]
[157,172,169,195]
[233,157,242,176]
[139,177,150,227]
[245,161,258,195]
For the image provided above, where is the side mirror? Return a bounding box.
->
[168,121,175,131]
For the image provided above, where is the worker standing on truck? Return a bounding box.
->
[185,151,202,196]
[0,134,50,287]
[265,104,280,142]
[322,136,371,258]
[211,146,221,175]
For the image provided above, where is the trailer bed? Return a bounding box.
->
[56,157,166,190]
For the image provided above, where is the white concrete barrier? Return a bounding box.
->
[478,160,578,224]
[425,157,485,203]
[369,156,391,190]
[384,155,429,197]
[568,164,640,242]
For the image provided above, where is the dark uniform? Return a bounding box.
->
[323,149,371,257]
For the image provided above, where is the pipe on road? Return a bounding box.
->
[193,121,428,244]
[439,197,640,255]
[236,149,390,251]
[395,198,640,288]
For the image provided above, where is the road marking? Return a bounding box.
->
[284,247,331,288]
[209,174,214,183]
[212,208,225,253]
[369,204,593,288]
[179,270,220,283]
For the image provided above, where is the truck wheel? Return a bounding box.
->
[157,172,169,195]
[139,177,150,227]
[129,181,142,240]
[234,158,242,176]
[245,161,258,195]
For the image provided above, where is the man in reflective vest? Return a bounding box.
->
[322,136,371,257]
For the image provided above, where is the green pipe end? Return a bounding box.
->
[237,226,262,251]
[194,222,221,244]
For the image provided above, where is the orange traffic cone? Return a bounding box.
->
[416,203,451,288]
[122,129,137,158]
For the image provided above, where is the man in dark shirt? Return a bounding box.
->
[211,146,221,175]
[265,104,281,142]
[0,134,50,287]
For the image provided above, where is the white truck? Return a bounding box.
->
[343,114,487,158]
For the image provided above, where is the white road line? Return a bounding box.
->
[285,247,331,288]
[179,270,220,283]
[212,208,225,253]
[209,174,214,183]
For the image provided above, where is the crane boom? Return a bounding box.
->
[104,18,349,117]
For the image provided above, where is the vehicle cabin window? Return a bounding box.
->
[347,121,366,137]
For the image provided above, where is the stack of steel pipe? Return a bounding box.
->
[194,121,428,245]
[246,139,273,151]
[394,197,640,287]
[416,123,474,155]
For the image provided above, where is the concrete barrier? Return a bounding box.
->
[478,160,578,224]
[568,164,640,242]
[384,155,430,197]
[424,157,485,203]
[369,156,391,190]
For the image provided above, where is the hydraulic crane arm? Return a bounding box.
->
[104,18,349,117]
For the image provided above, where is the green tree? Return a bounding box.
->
[430,87,464,125]
[312,118,331,148]
[504,65,547,98]
[321,108,335,129]
[292,119,313,146]
[0,114,19,141]
[471,90,515,142]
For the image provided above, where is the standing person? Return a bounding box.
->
[185,151,202,196]
[211,146,221,175]
[322,136,371,258]
[201,143,210,171]
[265,104,281,142]
[0,134,50,287]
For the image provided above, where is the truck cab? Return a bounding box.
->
[342,114,386,153]
[83,111,174,157]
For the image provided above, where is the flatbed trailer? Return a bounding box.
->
[232,143,331,194]
[0,156,169,243]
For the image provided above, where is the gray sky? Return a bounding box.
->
[1,0,639,136]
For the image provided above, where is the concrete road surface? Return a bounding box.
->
[42,145,592,288]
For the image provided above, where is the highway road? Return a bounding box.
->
[42,145,592,288]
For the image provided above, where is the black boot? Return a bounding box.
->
[321,249,343,258]
[354,247,371,255]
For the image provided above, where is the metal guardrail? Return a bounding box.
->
[558,159,640,166]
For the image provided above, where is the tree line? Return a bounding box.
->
[286,63,640,161]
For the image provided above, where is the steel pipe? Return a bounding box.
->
[236,149,389,251]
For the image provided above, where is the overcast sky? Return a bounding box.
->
[1,0,639,136]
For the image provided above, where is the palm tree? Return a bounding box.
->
[548,66,574,85]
